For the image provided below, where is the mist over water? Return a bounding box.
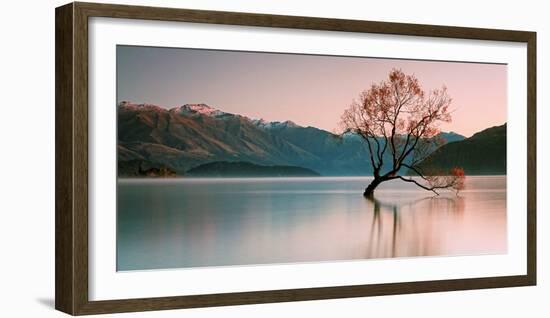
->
[117,176,506,271]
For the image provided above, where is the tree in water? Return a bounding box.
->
[340,69,465,197]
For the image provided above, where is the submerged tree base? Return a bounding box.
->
[363,190,374,198]
[363,178,382,198]
[341,69,465,198]
[363,172,465,197]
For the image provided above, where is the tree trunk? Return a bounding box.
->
[364,177,383,197]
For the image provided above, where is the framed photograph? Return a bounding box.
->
[55,2,536,315]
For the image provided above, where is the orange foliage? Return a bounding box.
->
[341,69,463,195]
[450,167,466,192]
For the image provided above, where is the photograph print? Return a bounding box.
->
[116,46,507,271]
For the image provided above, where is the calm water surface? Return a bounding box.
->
[117,176,506,271]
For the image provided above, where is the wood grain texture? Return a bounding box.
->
[526,32,537,286]
[74,276,534,315]
[73,2,90,314]
[75,1,533,42]
[55,1,537,315]
[55,2,75,315]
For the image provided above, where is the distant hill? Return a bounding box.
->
[118,159,177,177]
[117,102,464,177]
[416,124,506,175]
[186,161,320,177]
[438,131,466,144]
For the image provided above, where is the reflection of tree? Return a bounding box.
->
[364,195,465,258]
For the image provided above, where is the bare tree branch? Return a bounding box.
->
[339,69,462,196]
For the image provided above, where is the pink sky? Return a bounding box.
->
[118,46,507,137]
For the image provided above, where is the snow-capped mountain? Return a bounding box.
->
[170,103,229,118]
[122,101,298,128]
[173,103,302,129]
[117,101,466,176]
[252,119,299,130]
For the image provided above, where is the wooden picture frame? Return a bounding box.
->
[55,2,536,315]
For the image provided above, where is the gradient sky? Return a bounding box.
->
[117,45,507,137]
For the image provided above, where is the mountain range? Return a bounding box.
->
[117,102,503,177]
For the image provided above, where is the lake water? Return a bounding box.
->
[117,176,506,271]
